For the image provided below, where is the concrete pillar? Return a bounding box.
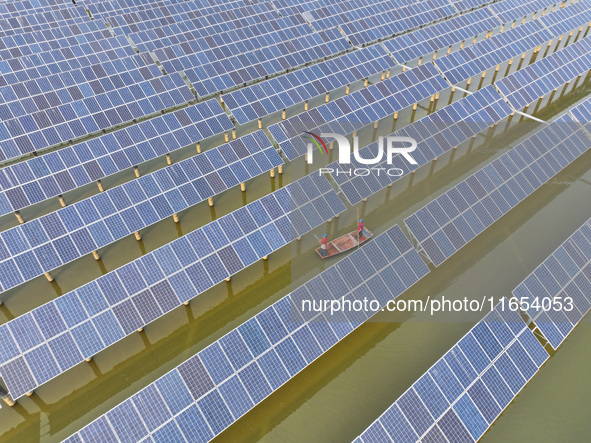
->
[97,180,104,192]
[25,391,34,397]
[240,182,246,192]
[262,256,268,260]
[173,213,180,223]
[304,100,308,111]
[208,198,214,207]
[134,232,141,241]
[232,130,237,140]
[183,301,189,306]
[85,357,92,362]
[270,168,275,178]
[196,142,201,154]
[134,166,140,177]
[15,212,24,224]
[364,78,368,87]
[137,327,143,332]
[58,195,66,207]
[2,396,15,407]
[282,110,286,120]
[224,133,229,142]
[346,85,350,94]
[225,277,231,282]
[278,165,283,174]
[258,118,262,129]
[92,251,100,260]
[44,272,53,282]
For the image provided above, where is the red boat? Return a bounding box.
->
[315,228,373,259]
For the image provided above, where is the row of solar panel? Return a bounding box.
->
[221,45,398,124]
[513,216,591,349]
[63,224,430,443]
[404,103,591,267]
[496,35,591,109]
[330,85,513,205]
[0,173,346,399]
[383,8,500,63]
[267,63,448,161]
[156,27,350,97]
[0,100,233,216]
[355,302,549,442]
[434,19,554,84]
[94,0,274,37]
[488,0,562,23]
[126,6,282,52]
[0,72,195,159]
[0,6,89,36]
[435,3,591,85]
[0,131,283,293]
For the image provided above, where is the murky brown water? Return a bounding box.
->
[0,67,590,443]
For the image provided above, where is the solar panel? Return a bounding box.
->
[496,36,591,110]
[0,130,283,293]
[330,85,513,205]
[383,8,500,64]
[488,0,560,23]
[0,70,195,159]
[404,100,591,267]
[0,5,90,36]
[538,0,591,36]
[221,45,398,124]
[63,224,429,442]
[0,172,345,399]
[355,302,549,442]
[143,16,351,97]
[0,99,233,216]
[513,217,591,349]
[434,20,553,84]
[268,63,448,161]
[340,0,458,47]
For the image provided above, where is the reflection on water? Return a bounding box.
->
[1,78,590,443]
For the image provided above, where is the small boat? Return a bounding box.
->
[315,228,373,259]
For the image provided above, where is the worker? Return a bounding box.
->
[357,219,365,238]
[319,233,328,256]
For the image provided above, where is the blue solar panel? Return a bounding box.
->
[268,63,448,161]
[331,85,513,205]
[64,224,429,441]
[538,0,591,35]
[496,36,591,109]
[513,216,591,349]
[0,130,283,292]
[355,302,549,442]
[404,99,591,267]
[0,172,345,399]
[434,20,553,84]
[0,100,233,216]
[142,15,351,97]
[488,0,560,23]
[222,45,397,124]
[383,8,500,64]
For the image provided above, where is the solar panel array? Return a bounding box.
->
[334,0,458,47]
[488,0,560,23]
[404,100,591,266]
[0,172,346,399]
[538,0,591,35]
[268,63,448,161]
[383,8,500,64]
[64,225,430,443]
[496,36,591,109]
[434,20,553,84]
[513,216,591,349]
[329,85,513,205]
[221,45,398,124]
[0,100,233,216]
[355,302,549,442]
[146,16,351,97]
[0,70,195,160]
[0,131,283,293]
